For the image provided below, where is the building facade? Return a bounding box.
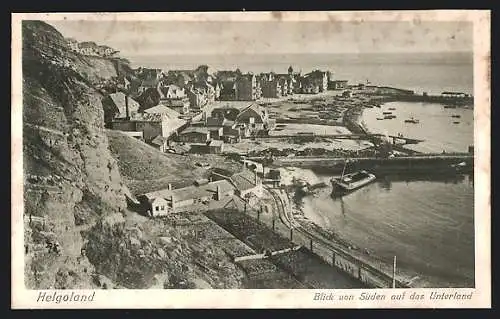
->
[260,75,282,98]
[178,127,211,143]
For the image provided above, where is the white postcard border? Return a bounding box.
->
[11,10,491,309]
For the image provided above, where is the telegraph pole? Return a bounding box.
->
[392,255,397,288]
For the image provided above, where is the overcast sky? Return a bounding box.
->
[47,20,472,56]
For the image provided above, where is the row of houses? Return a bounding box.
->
[177,102,275,146]
[137,169,263,216]
[132,66,349,107]
[102,92,274,154]
[130,67,222,113]
[66,38,118,57]
[215,66,348,100]
[102,92,188,152]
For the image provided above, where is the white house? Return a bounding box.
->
[146,196,170,217]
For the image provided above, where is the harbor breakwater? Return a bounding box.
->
[272,155,473,174]
[369,93,474,107]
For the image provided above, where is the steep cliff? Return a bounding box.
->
[22,20,245,289]
[22,20,130,289]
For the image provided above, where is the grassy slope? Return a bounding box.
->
[106,130,244,194]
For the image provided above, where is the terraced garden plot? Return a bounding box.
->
[205,210,292,252]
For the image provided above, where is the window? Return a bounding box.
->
[155,206,159,211]
[161,206,165,210]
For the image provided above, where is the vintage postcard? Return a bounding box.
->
[11,11,490,308]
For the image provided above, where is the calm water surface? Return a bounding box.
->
[361,102,474,153]
[299,172,474,288]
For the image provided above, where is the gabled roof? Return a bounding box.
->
[209,140,224,147]
[160,99,188,107]
[236,103,268,122]
[143,104,187,130]
[142,179,235,203]
[145,104,179,116]
[158,84,184,98]
[180,126,210,135]
[129,113,163,122]
[231,170,257,192]
[107,92,140,118]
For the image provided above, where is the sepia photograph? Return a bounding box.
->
[11,11,490,308]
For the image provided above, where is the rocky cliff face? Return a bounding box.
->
[23,20,129,289]
[22,21,245,290]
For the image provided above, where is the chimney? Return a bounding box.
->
[168,183,172,191]
[215,185,221,201]
[170,195,175,210]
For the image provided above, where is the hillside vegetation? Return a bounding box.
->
[106,130,243,194]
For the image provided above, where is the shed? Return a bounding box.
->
[208,140,224,154]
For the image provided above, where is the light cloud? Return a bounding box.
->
[46,20,473,56]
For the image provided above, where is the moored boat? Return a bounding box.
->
[453,121,460,124]
[382,111,392,115]
[451,114,461,118]
[331,170,377,197]
[444,105,457,109]
[384,114,396,119]
[376,117,385,120]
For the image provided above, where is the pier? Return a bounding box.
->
[249,133,425,145]
[267,154,473,173]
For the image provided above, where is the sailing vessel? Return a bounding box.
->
[404,117,420,124]
[331,160,376,197]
